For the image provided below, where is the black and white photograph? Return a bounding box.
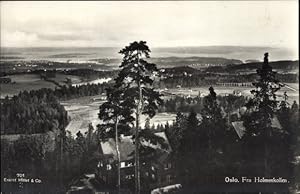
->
[0,1,299,194]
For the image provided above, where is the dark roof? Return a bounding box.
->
[100,132,171,162]
[232,121,246,139]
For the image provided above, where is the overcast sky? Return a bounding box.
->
[1,1,298,50]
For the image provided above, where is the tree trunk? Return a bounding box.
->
[135,51,141,194]
[60,129,64,190]
[135,111,140,194]
[227,110,230,127]
[115,118,121,193]
[264,140,270,177]
[208,125,212,157]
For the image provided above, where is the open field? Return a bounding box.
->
[0,74,57,97]
[1,73,84,97]
[61,96,104,135]
[0,81,57,97]
[49,73,82,84]
[165,83,299,104]
[61,95,176,136]
[72,77,112,87]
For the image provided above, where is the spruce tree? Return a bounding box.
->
[201,86,224,152]
[242,53,285,177]
[165,112,186,154]
[177,110,200,185]
[144,117,151,130]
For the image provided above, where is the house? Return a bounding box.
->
[233,90,242,96]
[96,132,175,193]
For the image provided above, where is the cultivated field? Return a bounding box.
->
[1,74,57,97]
[0,73,83,97]
[61,95,176,136]
[165,83,299,104]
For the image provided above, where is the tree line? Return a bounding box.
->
[1,122,100,194]
[155,72,297,89]
[159,95,247,114]
[163,95,299,192]
[53,83,110,100]
[1,88,68,135]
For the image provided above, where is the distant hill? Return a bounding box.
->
[163,60,299,77]
[2,46,296,62]
[149,56,242,68]
[163,66,199,74]
[151,46,297,61]
[245,59,261,63]
[227,60,299,72]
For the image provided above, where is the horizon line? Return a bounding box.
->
[1,45,287,49]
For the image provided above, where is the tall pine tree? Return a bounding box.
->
[114,41,163,194]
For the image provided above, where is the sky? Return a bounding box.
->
[0,1,298,51]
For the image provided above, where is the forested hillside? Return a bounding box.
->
[0,82,110,135]
[0,89,68,135]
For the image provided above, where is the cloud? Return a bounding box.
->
[1,30,39,47]
[0,1,298,50]
[36,32,93,41]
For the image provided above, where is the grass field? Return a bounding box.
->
[0,73,83,97]
[61,95,176,136]
[166,83,299,104]
[1,74,57,97]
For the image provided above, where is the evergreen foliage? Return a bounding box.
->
[1,88,68,135]
[241,53,293,187]
[98,41,165,194]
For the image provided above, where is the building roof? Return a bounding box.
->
[270,116,282,129]
[232,121,246,139]
[101,136,135,161]
[100,132,171,162]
